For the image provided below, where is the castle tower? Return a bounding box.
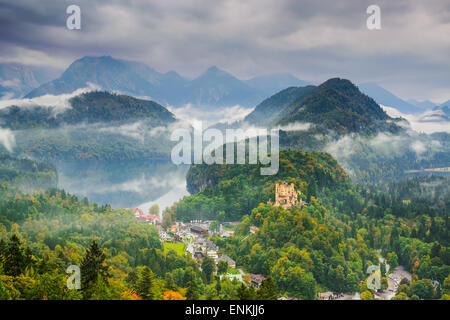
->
[271,181,303,209]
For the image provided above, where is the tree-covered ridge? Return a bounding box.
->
[175,150,349,221]
[0,91,176,130]
[0,156,56,191]
[0,91,181,161]
[275,78,401,134]
[244,86,315,126]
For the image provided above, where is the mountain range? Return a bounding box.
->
[357,82,425,114]
[23,56,309,108]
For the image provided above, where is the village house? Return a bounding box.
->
[133,208,160,225]
[192,236,218,262]
[249,274,265,289]
[190,225,207,235]
[168,222,179,233]
[217,255,236,269]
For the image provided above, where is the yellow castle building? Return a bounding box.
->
[268,181,304,209]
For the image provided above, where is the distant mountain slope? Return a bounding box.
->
[276,78,400,134]
[0,63,56,99]
[358,82,422,114]
[244,86,315,126]
[440,100,450,107]
[183,66,264,108]
[24,56,179,102]
[407,99,437,110]
[245,73,310,97]
[0,91,176,130]
[425,105,450,121]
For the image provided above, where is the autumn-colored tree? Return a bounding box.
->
[162,290,187,300]
[121,290,143,300]
[0,280,11,300]
[360,290,374,300]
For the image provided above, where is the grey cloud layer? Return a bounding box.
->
[0,0,449,101]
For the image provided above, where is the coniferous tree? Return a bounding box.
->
[186,280,200,300]
[237,283,254,300]
[201,256,216,283]
[80,240,109,294]
[126,269,138,287]
[257,276,278,300]
[136,266,155,300]
[3,235,31,276]
[217,261,228,275]
[165,273,177,291]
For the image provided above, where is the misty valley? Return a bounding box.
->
[55,159,189,210]
[0,56,448,302]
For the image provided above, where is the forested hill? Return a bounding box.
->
[174,150,349,221]
[0,156,57,191]
[276,78,402,134]
[0,91,176,130]
[243,78,403,135]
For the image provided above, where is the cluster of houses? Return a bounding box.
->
[132,209,267,289]
[132,208,160,225]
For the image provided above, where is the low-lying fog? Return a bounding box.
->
[56,159,190,211]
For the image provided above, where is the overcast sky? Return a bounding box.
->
[0,0,449,102]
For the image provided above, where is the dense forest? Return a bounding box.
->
[167,145,449,300]
[0,157,448,299]
[0,184,279,300]
[177,150,348,221]
[0,156,56,191]
[204,176,449,299]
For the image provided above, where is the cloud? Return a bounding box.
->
[98,121,145,142]
[410,140,427,155]
[275,122,312,132]
[168,104,253,130]
[0,46,72,69]
[63,169,187,196]
[323,130,443,173]
[0,78,21,88]
[382,105,450,134]
[0,0,449,102]
[0,84,101,115]
[0,127,15,152]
